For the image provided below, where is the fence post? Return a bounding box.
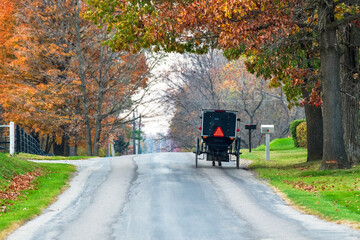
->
[26,131,29,154]
[9,122,15,156]
[21,128,24,153]
[111,142,115,157]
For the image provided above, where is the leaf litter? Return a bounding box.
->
[0,171,41,212]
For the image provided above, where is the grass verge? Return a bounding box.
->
[17,153,96,161]
[0,153,76,239]
[241,138,360,228]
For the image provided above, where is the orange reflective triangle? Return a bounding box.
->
[213,127,224,137]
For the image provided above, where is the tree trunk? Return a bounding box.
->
[53,135,64,156]
[340,23,360,166]
[63,134,70,157]
[40,134,51,154]
[44,134,50,153]
[74,1,92,156]
[318,2,349,169]
[93,117,102,156]
[52,134,69,156]
[93,76,105,156]
[83,111,92,156]
[301,88,323,161]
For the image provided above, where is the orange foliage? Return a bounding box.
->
[0,0,16,70]
[0,0,77,138]
[94,0,297,54]
[0,0,15,43]
[174,0,296,49]
[0,0,149,153]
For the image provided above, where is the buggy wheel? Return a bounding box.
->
[195,137,200,168]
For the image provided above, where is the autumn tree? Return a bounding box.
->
[0,0,15,65]
[312,0,359,169]
[217,59,304,146]
[337,0,360,166]
[0,0,75,153]
[229,0,359,164]
[0,0,17,122]
[164,52,303,150]
[163,50,226,149]
[0,0,89,154]
[0,0,152,156]
[245,31,324,162]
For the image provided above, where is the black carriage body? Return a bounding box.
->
[201,110,237,138]
[201,110,238,161]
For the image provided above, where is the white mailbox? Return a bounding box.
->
[261,125,274,134]
[261,124,274,161]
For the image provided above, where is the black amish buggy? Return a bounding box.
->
[194,109,241,168]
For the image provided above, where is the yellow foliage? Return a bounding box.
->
[296,122,307,148]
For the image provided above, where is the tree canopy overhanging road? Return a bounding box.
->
[7,153,360,240]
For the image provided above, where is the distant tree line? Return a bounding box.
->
[162,50,304,151]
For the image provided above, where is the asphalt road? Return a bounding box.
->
[6,153,360,240]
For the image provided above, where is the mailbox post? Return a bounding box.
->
[261,125,274,161]
[245,124,256,152]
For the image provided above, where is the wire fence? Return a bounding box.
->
[0,126,9,152]
[15,126,52,156]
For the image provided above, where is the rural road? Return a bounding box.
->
[6,153,360,240]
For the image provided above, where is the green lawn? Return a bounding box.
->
[242,138,360,228]
[0,153,76,239]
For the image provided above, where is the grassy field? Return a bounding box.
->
[0,153,76,239]
[242,138,360,228]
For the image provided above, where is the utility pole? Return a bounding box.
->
[133,112,136,154]
[138,115,142,154]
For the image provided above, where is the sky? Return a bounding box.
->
[138,52,184,136]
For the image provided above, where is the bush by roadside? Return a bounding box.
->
[290,119,306,147]
[296,122,307,148]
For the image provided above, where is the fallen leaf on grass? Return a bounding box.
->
[283,180,318,192]
[0,171,41,202]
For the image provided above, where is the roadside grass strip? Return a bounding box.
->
[17,153,96,161]
[241,138,360,228]
[0,153,76,239]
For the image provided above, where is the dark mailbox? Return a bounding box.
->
[245,124,257,130]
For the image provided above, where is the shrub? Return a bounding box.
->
[296,122,307,148]
[290,119,306,147]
